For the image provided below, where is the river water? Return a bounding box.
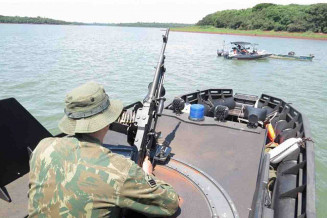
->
[0,24,326,216]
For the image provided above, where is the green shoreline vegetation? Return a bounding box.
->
[0,15,190,28]
[197,3,327,33]
[111,22,192,28]
[172,3,327,40]
[0,15,82,25]
[171,26,327,40]
[1,3,326,40]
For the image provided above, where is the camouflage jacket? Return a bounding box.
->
[28,135,179,217]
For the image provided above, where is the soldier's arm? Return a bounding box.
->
[118,162,179,217]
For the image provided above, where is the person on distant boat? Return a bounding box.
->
[28,81,179,217]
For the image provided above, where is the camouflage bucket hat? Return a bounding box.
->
[58,82,123,135]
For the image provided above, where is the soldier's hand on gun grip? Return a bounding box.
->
[142,156,153,175]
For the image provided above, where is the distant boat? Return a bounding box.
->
[224,42,271,60]
[270,52,314,61]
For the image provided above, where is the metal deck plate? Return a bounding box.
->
[156,110,266,217]
[155,158,239,218]
[0,174,29,218]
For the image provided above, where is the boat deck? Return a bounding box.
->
[0,109,266,218]
[105,109,266,217]
[158,110,265,217]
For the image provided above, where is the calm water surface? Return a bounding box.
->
[0,24,326,216]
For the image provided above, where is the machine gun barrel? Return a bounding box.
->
[146,28,169,103]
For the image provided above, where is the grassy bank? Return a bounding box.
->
[171,26,327,40]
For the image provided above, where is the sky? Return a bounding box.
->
[1,0,326,24]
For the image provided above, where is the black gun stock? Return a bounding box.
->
[134,28,170,167]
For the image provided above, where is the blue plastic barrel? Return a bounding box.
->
[189,104,205,121]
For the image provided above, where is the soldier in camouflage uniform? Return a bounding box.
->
[28,82,179,217]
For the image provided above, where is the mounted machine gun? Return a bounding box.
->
[113,29,171,167]
[134,28,170,167]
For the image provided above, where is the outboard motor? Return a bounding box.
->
[217,49,224,56]
[288,51,295,56]
[214,105,229,122]
[172,98,185,114]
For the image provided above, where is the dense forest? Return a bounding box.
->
[0,15,84,25]
[0,15,190,28]
[114,22,191,28]
[197,3,327,33]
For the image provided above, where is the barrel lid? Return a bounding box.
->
[191,104,204,110]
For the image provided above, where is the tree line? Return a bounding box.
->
[197,3,327,33]
[0,15,83,25]
[113,22,191,28]
[0,15,190,28]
